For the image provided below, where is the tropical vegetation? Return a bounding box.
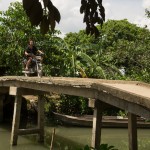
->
[0,2,150,116]
[78,144,118,150]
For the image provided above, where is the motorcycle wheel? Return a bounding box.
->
[37,63,43,77]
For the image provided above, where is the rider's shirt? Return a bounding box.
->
[25,45,37,57]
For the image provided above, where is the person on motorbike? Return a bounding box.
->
[24,39,43,71]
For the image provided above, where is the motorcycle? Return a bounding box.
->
[22,53,43,77]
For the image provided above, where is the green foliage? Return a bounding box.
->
[78,52,106,78]
[99,20,150,82]
[55,95,92,115]
[117,110,127,118]
[44,95,57,117]
[64,19,150,82]
[59,19,150,115]
[0,2,61,76]
[0,2,30,75]
[78,144,118,150]
[43,19,150,116]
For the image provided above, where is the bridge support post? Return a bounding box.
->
[0,95,4,122]
[9,87,46,145]
[10,94,22,145]
[91,100,104,149]
[128,112,137,150]
[38,95,44,142]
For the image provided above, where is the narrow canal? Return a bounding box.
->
[0,123,150,150]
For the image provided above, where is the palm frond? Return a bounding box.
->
[104,62,122,75]
[76,64,87,78]
[78,52,106,78]
[78,52,96,68]
[96,66,106,79]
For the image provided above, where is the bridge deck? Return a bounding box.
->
[103,83,150,98]
[0,76,150,118]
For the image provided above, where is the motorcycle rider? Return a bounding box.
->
[24,39,43,71]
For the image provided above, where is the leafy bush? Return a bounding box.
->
[78,144,118,150]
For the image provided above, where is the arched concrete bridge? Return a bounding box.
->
[0,76,150,150]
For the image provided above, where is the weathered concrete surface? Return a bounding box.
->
[10,95,22,145]
[0,76,150,119]
[9,86,50,95]
[91,100,104,149]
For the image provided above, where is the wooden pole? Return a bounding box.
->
[38,95,44,142]
[128,112,138,150]
[10,94,22,145]
[91,100,103,149]
[50,128,55,150]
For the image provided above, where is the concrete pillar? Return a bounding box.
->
[128,112,138,150]
[0,95,4,122]
[38,95,44,142]
[91,100,103,149]
[10,95,22,145]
